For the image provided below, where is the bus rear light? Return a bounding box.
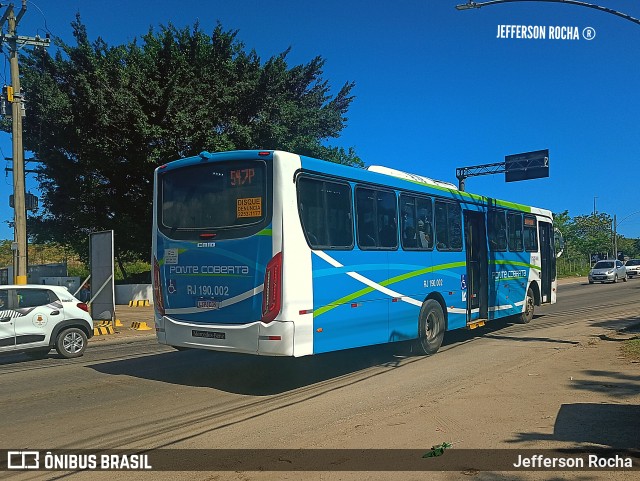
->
[153,256,165,317]
[199,233,217,239]
[261,252,283,323]
[258,151,270,156]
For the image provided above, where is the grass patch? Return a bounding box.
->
[621,338,640,362]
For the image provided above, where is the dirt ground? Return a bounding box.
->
[79,279,639,481]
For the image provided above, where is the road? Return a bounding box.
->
[1,279,639,480]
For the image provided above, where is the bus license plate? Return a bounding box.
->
[197,300,219,309]
[192,330,225,339]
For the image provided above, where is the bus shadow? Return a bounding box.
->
[86,314,532,395]
[440,314,539,346]
[87,343,411,396]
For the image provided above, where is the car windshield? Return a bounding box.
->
[593,261,614,269]
[626,260,640,266]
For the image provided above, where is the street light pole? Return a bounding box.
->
[613,214,617,261]
[612,210,640,261]
[455,0,640,26]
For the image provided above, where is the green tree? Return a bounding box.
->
[12,18,360,271]
[569,213,613,260]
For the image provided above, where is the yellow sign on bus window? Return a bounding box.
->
[237,197,262,218]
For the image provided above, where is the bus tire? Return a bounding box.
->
[519,288,535,324]
[414,299,445,356]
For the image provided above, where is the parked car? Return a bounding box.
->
[624,259,640,278]
[0,285,93,359]
[588,260,627,284]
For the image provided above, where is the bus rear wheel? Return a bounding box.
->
[519,288,535,324]
[414,299,445,356]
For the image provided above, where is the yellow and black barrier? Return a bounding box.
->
[93,325,114,336]
[131,321,152,331]
[95,319,123,328]
[128,300,150,307]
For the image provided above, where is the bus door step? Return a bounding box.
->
[467,319,487,330]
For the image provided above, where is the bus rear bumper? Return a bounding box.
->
[158,316,294,356]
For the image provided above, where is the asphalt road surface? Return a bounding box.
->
[1,278,639,480]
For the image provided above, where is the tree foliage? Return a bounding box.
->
[554,210,640,264]
[12,17,360,265]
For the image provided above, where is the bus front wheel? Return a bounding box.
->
[414,299,445,356]
[519,288,535,324]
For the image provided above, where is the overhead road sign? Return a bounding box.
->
[505,149,549,182]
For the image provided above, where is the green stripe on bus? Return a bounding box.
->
[313,261,467,318]
[401,179,532,213]
[491,259,538,269]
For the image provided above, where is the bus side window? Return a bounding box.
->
[377,191,398,249]
[416,197,433,250]
[488,209,507,251]
[356,187,377,248]
[524,215,538,251]
[508,212,524,252]
[448,203,462,250]
[326,183,353,248]
[297,177,353,249]
[435,201,449,250]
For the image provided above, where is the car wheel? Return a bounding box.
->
[55,327,87,358]
[588,280,594,284]
[413,299,445,356]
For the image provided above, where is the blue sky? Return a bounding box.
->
[1,0,639,241]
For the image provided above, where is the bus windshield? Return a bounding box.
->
[159,160,268,238]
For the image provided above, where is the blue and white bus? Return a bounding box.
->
[152,150,558,356]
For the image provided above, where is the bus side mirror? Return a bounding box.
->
[554,228,564,258]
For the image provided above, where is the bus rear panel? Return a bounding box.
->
[153,151,304,355]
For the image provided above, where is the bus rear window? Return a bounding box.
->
[159,160,268,238]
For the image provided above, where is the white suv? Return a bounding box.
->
[624,259,640,278]
[0,285,94,359]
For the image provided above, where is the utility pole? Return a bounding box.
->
[0,1,50,284]
[613,214,617,261]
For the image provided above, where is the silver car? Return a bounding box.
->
[625,259,640,278]
[588,260,627,284]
